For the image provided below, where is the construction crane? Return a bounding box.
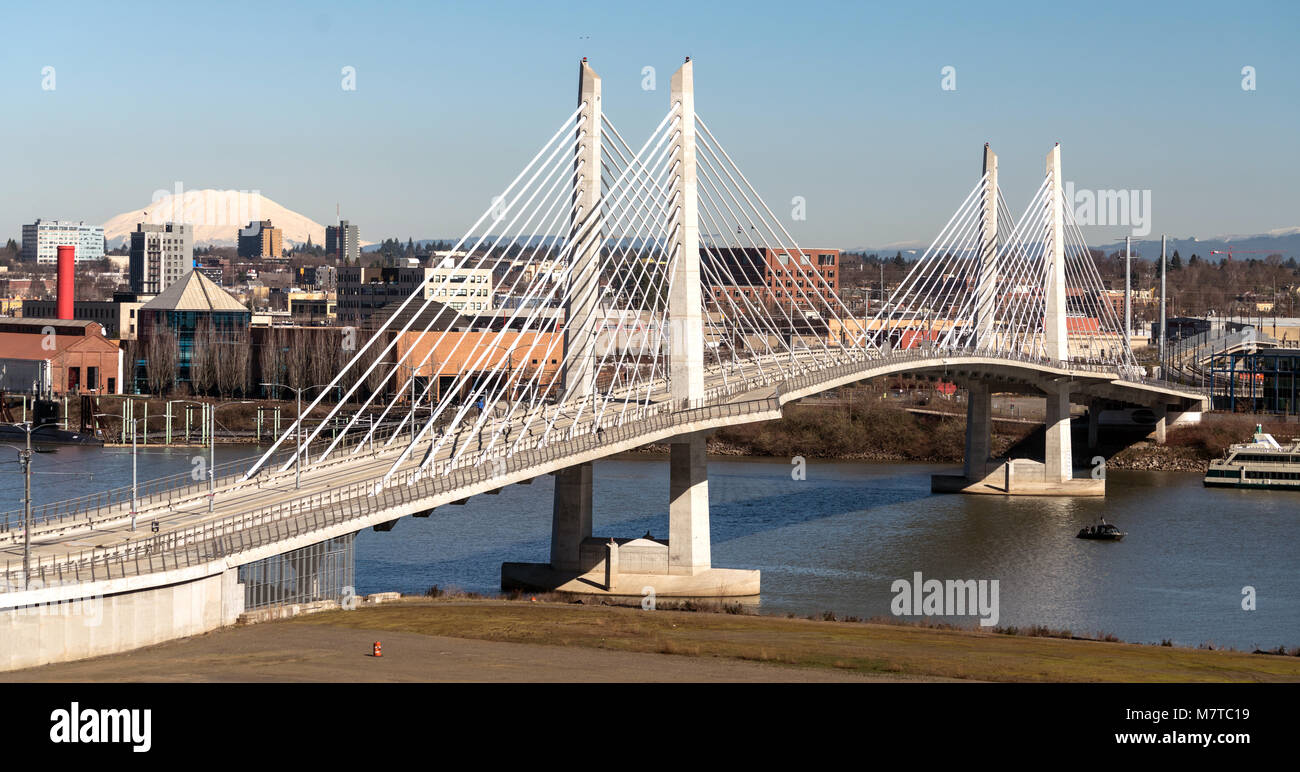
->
[1209,248,1274,261]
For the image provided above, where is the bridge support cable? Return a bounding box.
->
[322,114,590,467]
[338,100,670,469]
[694,127,849,366]
[694,153,821,368]
[992,178,1053,359]
[465,123,682,465]
[865,174,987,353]
[369,104,681,479]
[241,102,587,480]
[1062,197,1137,369]
[374,155,587,455]
[381,107,686,483]
[695,116,862,356]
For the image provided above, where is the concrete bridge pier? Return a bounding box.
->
[962,382,992,480]
[932,380,1103,497]
[668,432,710,574]
[549,463,593,571]
[501,431,760,597]
[1044,382,1073,483]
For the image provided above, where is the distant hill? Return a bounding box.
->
[848,227,1300,261]
[103,190,327,247]
[1094,228,1300,260]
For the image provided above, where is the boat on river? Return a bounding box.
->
[1204,425,1300,491]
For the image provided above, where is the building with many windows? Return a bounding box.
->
[1209,346,1300,415]
[704,246,840,313]
[237,220,283,259]
[21,292,150,340]
[428,258,493,314]
[129,222,193,294]
[136,270,251,390]
[336,258,493,327]
[326,220,360,264]
[20,220,105,264]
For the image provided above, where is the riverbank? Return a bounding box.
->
[631,399,1291,473]
[9,597,1298,682]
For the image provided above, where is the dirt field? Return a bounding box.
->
[1,614,933,683]
[6,599,1299,683]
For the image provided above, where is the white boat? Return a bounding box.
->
[1204,425,1300,490]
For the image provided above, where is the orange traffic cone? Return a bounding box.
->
[373,641,382,657]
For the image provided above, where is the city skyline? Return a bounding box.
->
[1,0,1297,250]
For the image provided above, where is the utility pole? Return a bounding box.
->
[1159,235,1167,376]
[1124,236,1132,341]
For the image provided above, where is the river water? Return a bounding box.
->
[4,446,1296,650]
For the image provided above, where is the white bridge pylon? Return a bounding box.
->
[866,143,1135,372]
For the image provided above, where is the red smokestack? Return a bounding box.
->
[57,245,75,320]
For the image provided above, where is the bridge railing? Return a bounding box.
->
[0,418,411,537]
[1,393,782,591]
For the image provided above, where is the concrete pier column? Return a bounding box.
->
[1153,404,1168,445]
[963,382,992,480]
[563,59,602,400]
[1044,144,1069,363]
[668,58,705,405]
[550,60,601,573]
[1044,383,1073,483]
[550,463,593,571]
[668,432,710,575]
[1087,398,1100,449]
[973,145,999,349]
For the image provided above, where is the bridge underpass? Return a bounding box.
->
[0,58,1205,670]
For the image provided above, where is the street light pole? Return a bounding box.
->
[261,384,328,490]
[22,428,31,588]
[208,404,215,512]
[9,420,62,588]
[131,416,138,530]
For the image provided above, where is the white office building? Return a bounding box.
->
[428,257,493,313]
[20,219,105,264]
[129,222,194,295]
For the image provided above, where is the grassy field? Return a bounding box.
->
[292,599,1300,683]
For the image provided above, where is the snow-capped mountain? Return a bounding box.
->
[102,190,327,247]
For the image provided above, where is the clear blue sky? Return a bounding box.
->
[1,0,1296,249]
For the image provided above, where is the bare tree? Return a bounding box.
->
[218,330,250,398]
[259,326,285,398]
[189,320,216,396]
[285,328,311,390]
[145,325,179,395]
[120,337,141,394]
[308,328,336,395]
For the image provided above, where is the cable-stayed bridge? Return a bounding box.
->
[0,59,1204,669]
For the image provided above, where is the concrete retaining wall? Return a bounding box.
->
[0,569,243,672]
